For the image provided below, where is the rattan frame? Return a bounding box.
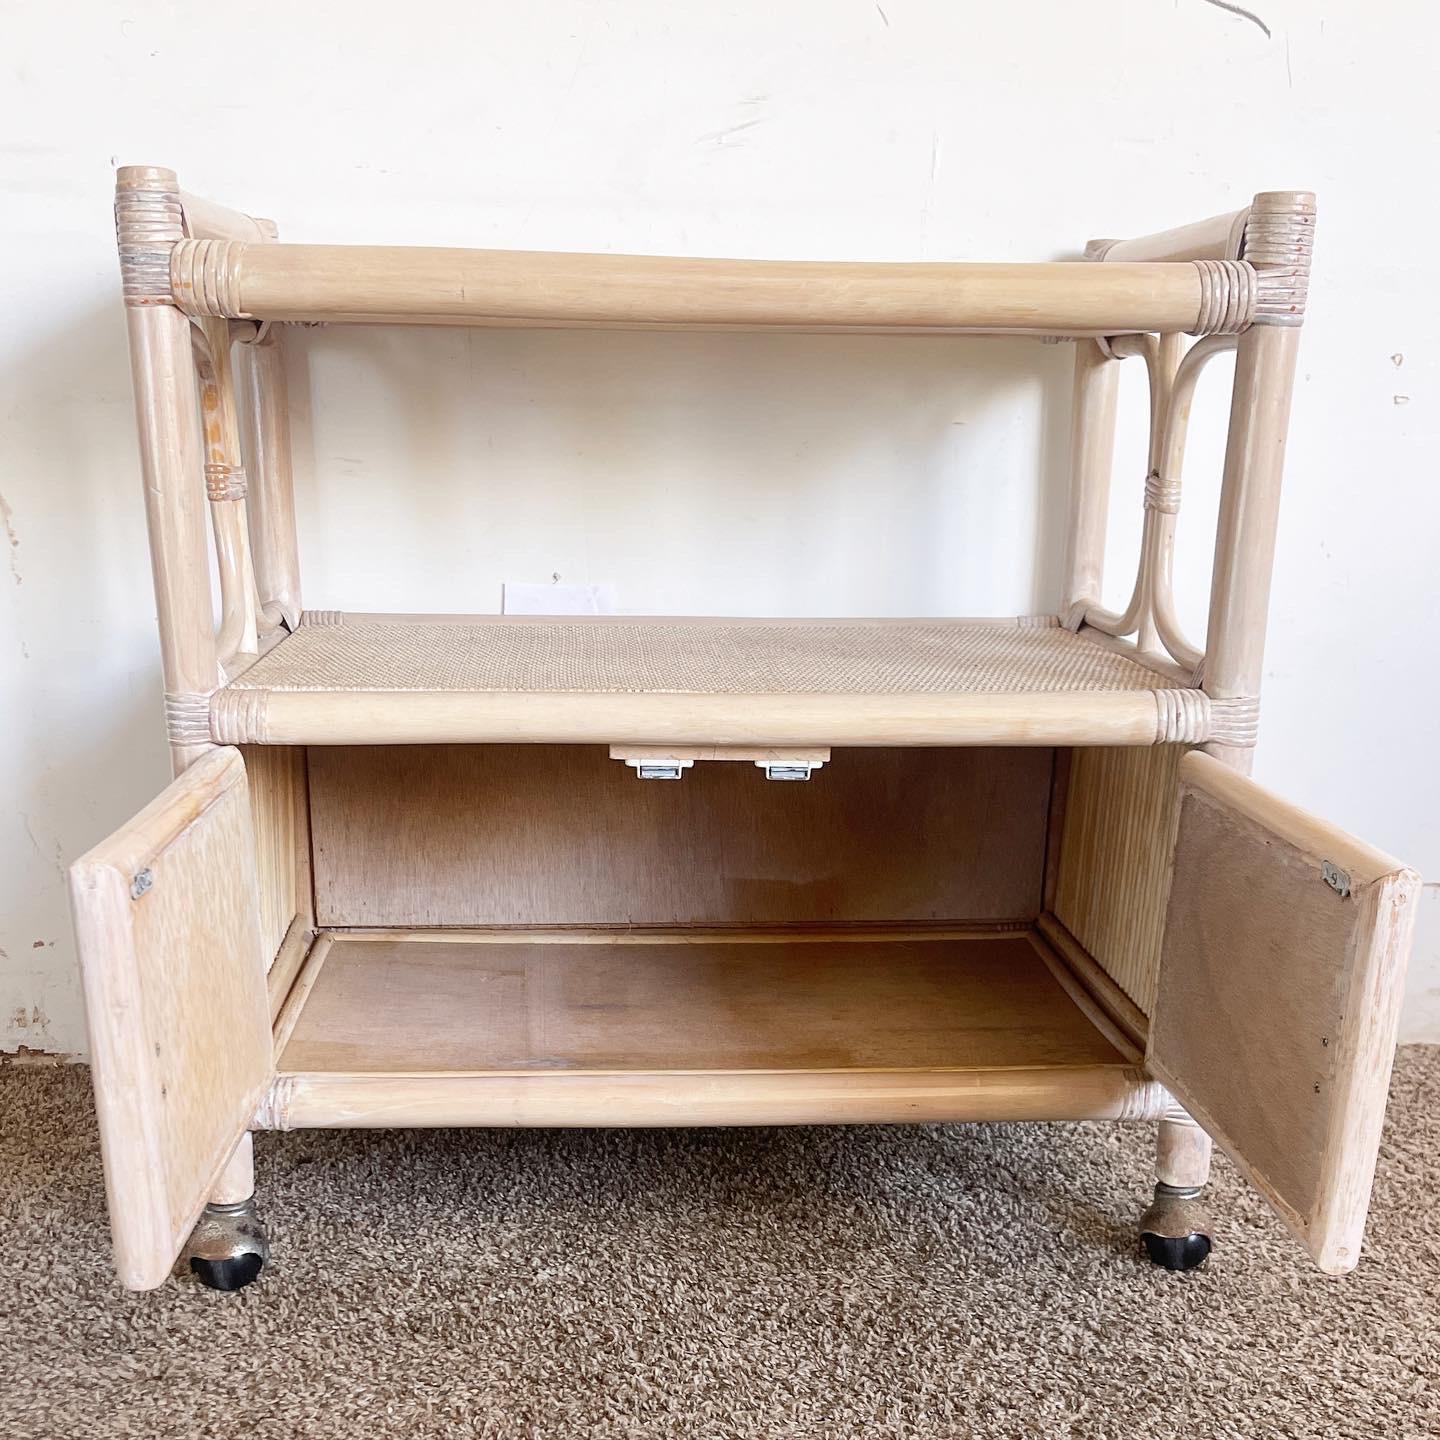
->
[114,166,1313,766]
[91,168,1382,1292]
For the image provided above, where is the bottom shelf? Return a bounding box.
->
[263,929,1166,1128]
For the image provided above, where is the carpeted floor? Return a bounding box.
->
[1,1050,1436,1439]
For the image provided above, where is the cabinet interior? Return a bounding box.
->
[252,743,1160,1129]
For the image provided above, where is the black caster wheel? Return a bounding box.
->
[190,1251,266,1291]
[1141,1230,1212,1271]
[1139,1183,1213,1272]
[184,1198,269,1292]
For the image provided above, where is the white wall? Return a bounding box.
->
[2,0,1436,1054]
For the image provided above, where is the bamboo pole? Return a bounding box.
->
[208,1133,256,1206]
[192,318,260,672]
[1202,323,1303,770]
[259,1066,1172,1131]
[171,245,1234,335]
[179,190,277,244]
[1061,340,1120,626]
[1160,192,1314,1210]
[1202,192,1316,767]
[1085,207,1249,265]
[238,326,303,630]
[116,168,220,772]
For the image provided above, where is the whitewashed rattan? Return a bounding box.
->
[69,170,1419,1295]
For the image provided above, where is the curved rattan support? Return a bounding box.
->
[1070,331,1246,695]
[234,324,303,633]
[190,320,262,671]
[1080,334,1162,643]
[1146,335,1239,677]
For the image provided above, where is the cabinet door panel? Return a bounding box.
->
[70,748,272,1290]
[1150,751,1418,1274]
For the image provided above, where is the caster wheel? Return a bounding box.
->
[191,1251,265,1291]
[1142,1230,1212,1272]
[1139,1183,1212,1272]
[184,1198,269,1292]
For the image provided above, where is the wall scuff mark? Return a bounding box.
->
[1199,0,1271,39]
[0,492,19,585]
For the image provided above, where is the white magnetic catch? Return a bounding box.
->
[756,761,822,781]
[625,760,693,781]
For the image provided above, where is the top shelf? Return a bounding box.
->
[119,170,1316,335]
[171,245,1225,336]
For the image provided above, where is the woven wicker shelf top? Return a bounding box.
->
[228,615,1183,698]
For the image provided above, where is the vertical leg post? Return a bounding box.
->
[117,167,272,1287]
[1202,323,1303,772]
[210,1131,256,1205]
[238,325,303,631]
[1203,189,1313,773]
[116,166,220,775]
[194,317,261,672]
[1141,1108,1215,1269]
[1134,331,1184,656]
[185,1133,269,1290]
[1143,192,1313,1269]
[1155,1108,1213,1190]
[1060,339,1120,628]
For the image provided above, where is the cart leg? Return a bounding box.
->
[1139,1108,1214,1271]
[185,1133,269,1291]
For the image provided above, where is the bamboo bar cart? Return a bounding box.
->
[72,167,1418,1291]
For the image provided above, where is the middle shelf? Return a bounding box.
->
[210,613,1228,747]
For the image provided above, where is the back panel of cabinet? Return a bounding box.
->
[307,745,1053,929]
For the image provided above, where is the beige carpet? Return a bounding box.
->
[2,1050,1436,1439]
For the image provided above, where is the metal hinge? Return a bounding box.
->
[130,868,154,901]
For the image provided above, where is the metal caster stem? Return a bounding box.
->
[185,1197,269,1291]
[1139,1182,1213,1271]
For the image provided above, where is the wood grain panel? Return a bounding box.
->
[69,748,273,1290]
[280,932,1124,1075]
[1051,745,1183,1014]
[309,745,1051,929]
[1150,752,1419,1274]
[239,743,310,964]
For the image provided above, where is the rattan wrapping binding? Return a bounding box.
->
[222,616,1186,698]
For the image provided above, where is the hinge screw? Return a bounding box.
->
[130,868,154,900]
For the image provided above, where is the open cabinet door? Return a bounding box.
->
[70,747,273,1290]
[1149,751,1419,1274]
